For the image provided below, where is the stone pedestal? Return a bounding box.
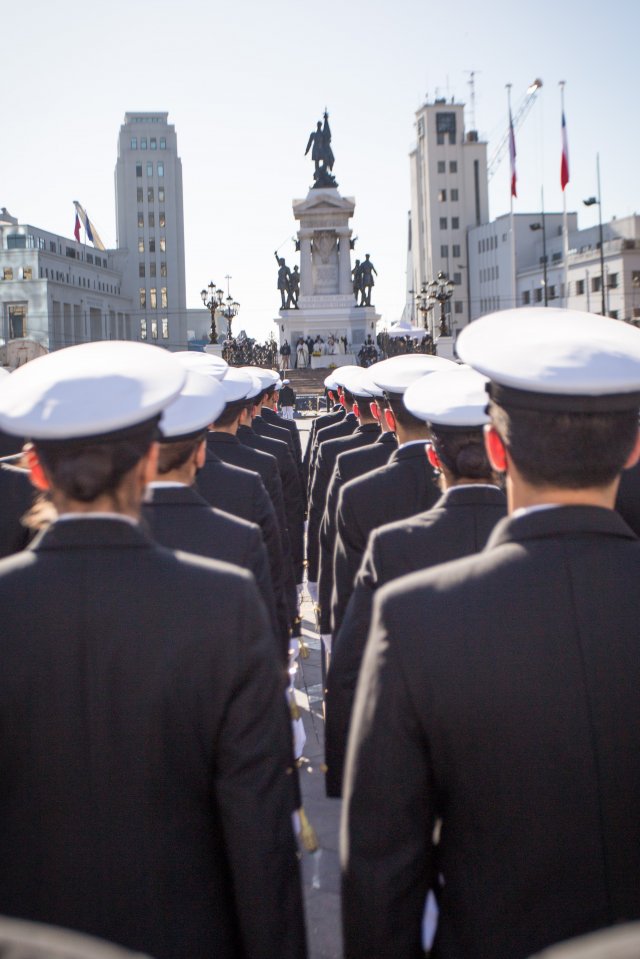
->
[274,187,380,353]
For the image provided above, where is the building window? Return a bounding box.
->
[147,187,154,203]
[139,288,146,308]
[8,304,27,337]
[437,161,445,174]
[3,268,13,280]
[149,238,156,253]
[161,287,168,308]
[440,245,448,257]
[159,211,166,228]
[454,300,463,314]
[592,276,602,293]
[161,317,169,338]
[632,271,640,288]
[534,288,543,303]
[157,162,164,177]
[150,287,157,309]
[137,187,144,203]
[148,212,155,228]
[139,262,145,278]
[453,272,461,285]
[138,237,145,253]
[451,217,460,230]
[160,261,167,277]
[159,237,166,252]
[140,318,147,340]
[439,218,447,230]
[23,267,32,280]
[130,137,137,149]
[522,290,531,305]
[141,138,147,150]
[449,161,457,173]
[150,138,157,150]
[608,272,618,288]
[136,163,142,177]
[436,133,445,146]
[451,189,459,201]
[438,189,447,202]
[158,187,165,203]
[146,161,153,177]
[149,262,156,278]
[548,285,556,299]
[452,244,461,258]
[137,212,144,228]
[151,319,158,339]
[576,279,585,295]
[160,137,166,149]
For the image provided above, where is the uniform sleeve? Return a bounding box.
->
[214,579,307,959]
[324,535,380,797]
[317,465,342,633]
[253,480,291,663]
[246,526,282,666]
[341,586,436,959]
[306,447,329,582]
[331,486,366,636]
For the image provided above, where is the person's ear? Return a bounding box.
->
[369,401,380,421]
[25,446,50,491]
[623,428,640,470]
[142,442,159,485]
[427,444,441,471]
[384,408,396,432]
[195,439,206,469]
[352,401,360,419]
[484,425,508,473]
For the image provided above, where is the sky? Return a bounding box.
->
[3,0,639,341]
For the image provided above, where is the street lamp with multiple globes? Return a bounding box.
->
[200,281,224,343]
[428,271,455,336]
[415,282,433,335]
[218,276,240,340]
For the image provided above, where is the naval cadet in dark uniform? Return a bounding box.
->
[342,308,640,959]
[325,366,506,796]
[302,375,344,490]
[330,354,456,636]
[0,341,306,959]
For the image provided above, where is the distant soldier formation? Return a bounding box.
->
[0,304,639,959]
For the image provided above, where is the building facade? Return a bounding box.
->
[409,98,489,329]
[115,112,187,348]
[0,209,133,356]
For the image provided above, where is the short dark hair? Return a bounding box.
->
[214,400,252,429]
[157,433,205,474]
[430,426,493,481]
[386,391,427,430]
[490,401,639,488]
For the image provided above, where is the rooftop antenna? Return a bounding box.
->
[465,70,480,130]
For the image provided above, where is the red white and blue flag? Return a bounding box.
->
[509,108,517,199]
[73,213,81,243]
[560,111,570,191]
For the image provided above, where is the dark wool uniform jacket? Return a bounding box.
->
[0,518,306,959]
[342,505,640,959]
[325,484,506,796]
[0,463,33,558]
[307,412,357,500]
[303,406,344,490]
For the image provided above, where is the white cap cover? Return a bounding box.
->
[404,367,490,427]
[457,308,640,411]
[334,365,376,397]
[160,371,227,438]
[241,367,280,390]
[0,341,186,440]
[218,368,262,404]
[324,373,340,390]
[173,350,228,380]
[369,354,457,394]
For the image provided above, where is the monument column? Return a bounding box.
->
[337,229,352,295]
[299,232,313,296]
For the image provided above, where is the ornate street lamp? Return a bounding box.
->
[218,275,240,340]
[200,281,224,343]
[428,272,455,336]
[415,282,433,334]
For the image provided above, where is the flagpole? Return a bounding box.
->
[560,81,569,306]
[507,83,516,309]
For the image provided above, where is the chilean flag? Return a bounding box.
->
[509,108,517,199]
[560,111,570,191]
[73,213,81,243]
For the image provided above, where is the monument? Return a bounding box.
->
[274,111,380,367]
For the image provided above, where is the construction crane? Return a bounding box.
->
[487,79,543,180]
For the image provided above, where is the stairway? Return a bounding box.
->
[281,367,330,395]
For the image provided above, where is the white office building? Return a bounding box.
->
[409,97,489,329]
[115,112,187,348]
[0,208,133,357]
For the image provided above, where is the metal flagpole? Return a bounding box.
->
[507,84,517,308]
[560,81,569,306]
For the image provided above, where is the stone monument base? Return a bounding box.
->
[275,302,379,354]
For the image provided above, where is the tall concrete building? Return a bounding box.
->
[115,112,187,347]
[409,98,489,330]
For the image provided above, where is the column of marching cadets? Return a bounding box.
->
[0,306,640,959]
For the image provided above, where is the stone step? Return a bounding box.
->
[280,368,331,395]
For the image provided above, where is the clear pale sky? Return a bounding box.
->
[3,0,638,340]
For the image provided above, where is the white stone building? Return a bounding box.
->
[409,97,489,329]
[114,112,187,348]
[0,208,133,355]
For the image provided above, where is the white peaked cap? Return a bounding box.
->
[368,353,457,393]
[324,373,340,390]
[404,366,491,427]
[241,366,280,390]
[0,368,9,379]
[173,350,228,380]
[160,371,227,439]
[218,368,262,404]
[456,308,640,411]
[0,341,186,440]
[334,365,376,397]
